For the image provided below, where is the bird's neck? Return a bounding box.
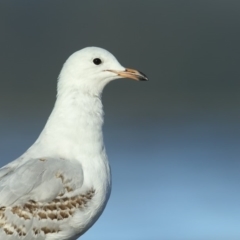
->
[36,90,105,159]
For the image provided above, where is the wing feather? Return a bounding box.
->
[0,157,83,206]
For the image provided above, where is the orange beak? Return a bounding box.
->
[107,68,148,81]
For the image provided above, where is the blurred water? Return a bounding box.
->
[0,111,239,240]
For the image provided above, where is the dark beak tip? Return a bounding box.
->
[139,77,148,81]
[138,75,148,81]
[138,71,148,81]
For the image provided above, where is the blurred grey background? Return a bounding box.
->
[0,1,240,239]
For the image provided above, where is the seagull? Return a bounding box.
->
[0,47,148,240]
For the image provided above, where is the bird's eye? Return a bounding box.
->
[93,58,102,65]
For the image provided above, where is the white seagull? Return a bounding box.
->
[0,47,148,240]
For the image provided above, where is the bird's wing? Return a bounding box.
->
[0,166,13,179]
[0,157,94,239]
[0,157,84,206]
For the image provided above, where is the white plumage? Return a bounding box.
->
[0,47,147,239]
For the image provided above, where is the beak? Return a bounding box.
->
[107,68,148,81]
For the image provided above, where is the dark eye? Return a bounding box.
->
[93,58,102,65]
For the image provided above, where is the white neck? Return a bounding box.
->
[25,78,111,211]
[33,87,105,161]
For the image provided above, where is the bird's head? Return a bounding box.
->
[58,47,148,96]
